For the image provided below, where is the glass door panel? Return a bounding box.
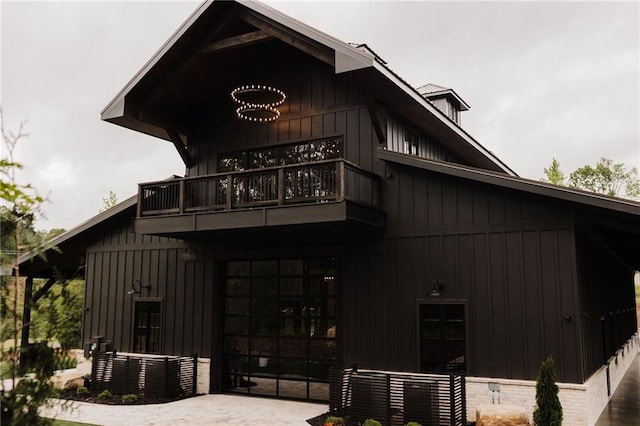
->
[223,258,336,401]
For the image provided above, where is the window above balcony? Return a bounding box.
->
[134,143,383,237]
[218,137,343,172]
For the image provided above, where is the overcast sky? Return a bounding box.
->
[2,0,639,231]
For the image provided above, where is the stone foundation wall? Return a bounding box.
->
[466,332,639,426]
[196,358,210,394]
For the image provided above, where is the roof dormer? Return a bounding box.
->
[417,83,470,126]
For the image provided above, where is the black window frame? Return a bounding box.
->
[416,300,468,374]
[223,257,337,401]
[217,136,343,173]
[132,298,163,354]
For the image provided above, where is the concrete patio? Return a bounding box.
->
[41,393,328,426]
[36,353,640,425]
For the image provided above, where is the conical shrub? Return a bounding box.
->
[533,356,563,425]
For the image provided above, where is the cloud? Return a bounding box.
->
[3,0,638,230]
[38,158,75,188]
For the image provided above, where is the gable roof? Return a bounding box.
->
[417,83,471,111]
[100,0,515,176]
[417,83,449,94]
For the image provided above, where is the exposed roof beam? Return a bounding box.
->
[138,13,237,112]
[201,30,273,54]
[167,129,192,169]
[239,11,334,66]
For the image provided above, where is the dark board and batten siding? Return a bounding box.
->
[576,228,637,381]
[84,51,637,390]
[189,62,379,177]
[385,112,464,165]
[84,222,214,358]
[341,162,584,383]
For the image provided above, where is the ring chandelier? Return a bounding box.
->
[230,85,286,123]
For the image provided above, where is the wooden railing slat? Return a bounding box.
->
[138,160,381,217]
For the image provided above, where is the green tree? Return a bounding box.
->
[1,107,58,425]
[533,356,563,426]
[41,228,65,240]
[542,157,640,200]
[0,207,42,343]
[541,158,565,186]
[32,278,84,350]
[99,190,118,212]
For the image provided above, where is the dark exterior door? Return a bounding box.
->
[223,258,336,401]
[133,300,162,354]
[419,302,466,373]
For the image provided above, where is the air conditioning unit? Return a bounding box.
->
[350,373,389,424]
[404,380,439,426]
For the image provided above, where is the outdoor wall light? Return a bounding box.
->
[127,280,151,296]
[430,278,445,297]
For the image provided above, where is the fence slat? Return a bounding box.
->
[90,351,197,399]
[329,364,466,426]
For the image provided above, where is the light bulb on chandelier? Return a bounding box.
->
[231,85,286,122]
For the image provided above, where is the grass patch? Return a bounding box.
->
[52,420,99,426]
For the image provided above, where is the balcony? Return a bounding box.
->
[134,159,384,236]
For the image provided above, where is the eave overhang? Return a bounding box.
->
[417,84,471,112]
[424,89,471,111]
[378,148,640,216]
[378,148,640,270]
[362,62,515,175]
[17,195,138,278]
[101,0,514,176]
[100,0,374,136]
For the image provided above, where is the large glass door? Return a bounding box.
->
[223,258,336,401]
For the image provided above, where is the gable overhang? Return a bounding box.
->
[101,0,515,175]
[423,89,471,111]
[100,0,374,136]
[378,148,640,270]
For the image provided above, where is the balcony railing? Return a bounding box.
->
[137,160,381,217]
